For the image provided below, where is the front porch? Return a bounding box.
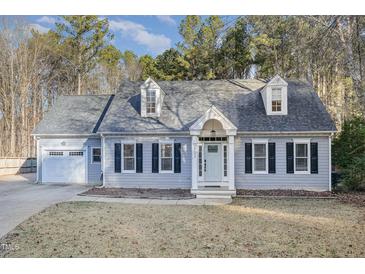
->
[189,106,237,198]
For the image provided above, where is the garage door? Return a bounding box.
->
[42,150,86,184]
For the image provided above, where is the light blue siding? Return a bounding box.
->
[103,136,191,188]
[38,137,102,185]
[234,136,330,191]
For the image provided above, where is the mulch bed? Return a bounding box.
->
[236,189,365,207]
[236,189,336,197]
[79,187,195,200]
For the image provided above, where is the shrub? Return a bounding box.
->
[341,155,365,191]
[332,117,365,191]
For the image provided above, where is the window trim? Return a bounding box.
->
[146,89,157,114]
[252,139,268,174]
[271,87,283,113]
[91,147,101,164]
[294,139,311,174]
[122,141,136,173]
[159,140,174,173]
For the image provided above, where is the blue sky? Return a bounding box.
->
[26,15,186,57]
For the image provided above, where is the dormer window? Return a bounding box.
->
[260,75,288,115]
[140,77,165,118]
[271,88,282,112]
[146,89,156,114]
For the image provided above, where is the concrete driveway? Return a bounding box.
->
[0,173,88,238]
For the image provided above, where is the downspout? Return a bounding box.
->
[101,133,105,187]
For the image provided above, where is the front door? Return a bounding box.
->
[204,144,222,181]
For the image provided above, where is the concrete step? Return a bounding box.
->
[191,188,236,199]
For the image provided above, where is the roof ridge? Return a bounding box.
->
[60,94,113,97]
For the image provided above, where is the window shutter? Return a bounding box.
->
[114,143,121,173]
[268,142,276,173]
[310,142,318,174]
[136,143,143,173]
[174,143,181,173]
[152,143,159,173]
[286,142,294,173]
[245,143,252,173]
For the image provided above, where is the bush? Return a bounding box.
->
[341,156,365,191]
[332,117,365,191]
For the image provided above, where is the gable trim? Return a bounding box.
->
[189,105,237,136]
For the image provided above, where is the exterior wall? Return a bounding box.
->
[234,135,330,191]
[37,137,101,185]
[103,136,191,188]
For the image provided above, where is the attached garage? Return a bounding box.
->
[42,149,87,184]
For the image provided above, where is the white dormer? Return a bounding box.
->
[260,75,288,115]
[140,77,165,118]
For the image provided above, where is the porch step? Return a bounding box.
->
[191,188,236,199]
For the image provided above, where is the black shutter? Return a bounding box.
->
[152,143,159,173]
[245,143,252,173]
[174,143,181,173]
[114,143,121,173]
[136,143,143,173]
[286,142,294,173]
[268,142,276,173]
[310,142,318,174]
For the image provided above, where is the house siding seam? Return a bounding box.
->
[103,136,192,189]
[235,136,330,191]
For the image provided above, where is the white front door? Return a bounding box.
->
[204,144,222,181]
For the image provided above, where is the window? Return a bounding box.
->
[49,151,63,156]
[295,142,309,173]
[198,145,203,177]
[271,88,282,112]
[92,148,101,163]
[253,142,268,173]
[223,145,228,177]
[160,143,173,172]
[123,143,135,172]
[69,151,83,156]
[146,89,156,114]
[198,137,227,142]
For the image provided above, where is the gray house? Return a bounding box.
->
[33,75,336,198]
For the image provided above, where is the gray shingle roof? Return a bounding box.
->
[33,95,112,135]
[97,79,336,133]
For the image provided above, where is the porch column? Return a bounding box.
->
[191,135,199,190]
[228,135,235,190]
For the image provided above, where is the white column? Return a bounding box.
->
[228,135,235,190]
[191,135,199,190]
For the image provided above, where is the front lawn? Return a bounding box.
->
[1,198,364,257]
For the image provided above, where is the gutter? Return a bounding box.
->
[32,130,336,138]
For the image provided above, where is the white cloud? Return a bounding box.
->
[155,16,176,26]
[110,19,171,55]
[37,16,57,25]
[29,23,50,33]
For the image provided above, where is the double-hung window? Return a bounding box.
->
[146,89,156,114]
[294,141,310,174]
[123,143,136,172]
[91,148,101,163]
[271,88,282,112]
[160,142,173,172]
[253,140,268,174]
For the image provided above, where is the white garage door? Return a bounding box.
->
[42,150,86,184]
